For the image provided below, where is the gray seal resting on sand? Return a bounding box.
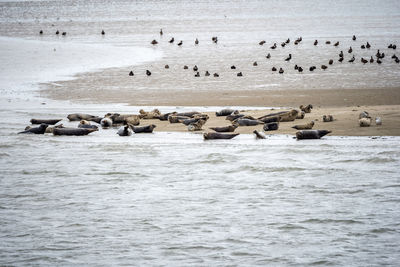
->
[100,117,113,128]
[78,120,99,130]
[209,125,237,132]
[30,119,62,125]
[67,113,102,123]
[18,123,48,134]
[130,124,156,133]
[236,118,263,126]
[296,130,331,140]
[53,128,97,136]
[253,130,266,139]
[203,132,239,140]
[216,109,239,116]
[263,122,279,131]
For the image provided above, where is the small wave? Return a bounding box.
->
[0,152,10,157]
[277,223,307,230]
[370,228,395,234]
[309,260,335,266]
[301,219,363,225]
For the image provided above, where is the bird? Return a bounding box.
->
[272,67,277,71]
[334,41,339,46]
[259,40,266,45]
[270,43,277,49]
[237,72,243,77]
[321,65,328,70]
[129,71,134,76]
[193,65,198,71]
[253,61,258,66]
[377,58,382,64]
[177,40,183,46]
[101,30,105,35]
[298,67,303,72]
[338,57,344,62]
[294,64,298,70]
[214,73,219,77]
[366,42,371,49]
[395,58,399,63]
[314,40,318,46]
[281,42,286,47]
[183,65,188,69]
[328,59,333,65]
[212,37,218,43]
[146,70,151,76]
[309,66,316,71]
[370,56,374,63]
[62,32,66,36]
[39,30,43,34]
[56,30,59,35]
[266,53,271,59]
[339,51,344,57]
[205,71,210,76]
[361,45,365,49]
[279,68,284,74]
[352,35,356,41]
[169,37,174,43]
[325,41,331,44]
[361,57,368,64]
[165,65,169,69]
[348,56,355,63]
[231,65,236,69]
[160,28,163,35]
[195,38,199,45]
[348,47,353,53]
[151,39,158,45]
[285,54,292,61]
[286,38,290,44]
[194,72,200,77]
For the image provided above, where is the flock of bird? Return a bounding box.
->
[38,28,398,77]
[131,30,399,77]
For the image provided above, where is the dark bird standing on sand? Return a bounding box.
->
[366,42,371,49]
[325,41,331,44]
[338,57,344,62]
[279,68,284,74]
[259,40,266,45]
[183,65,188,69]
[253,61,258,66]
[272,67,277,71]
[214,73,219,77]
[361,45,365,49]
[195,38,199,45]
[194,72,200,77]
[298,66,303,72]
[266,53,271,59]
[101,30,105,35]
[129,71,134,76]
[321,65,328,70]
[56,30,59,35]
[212,37,218,43]
[348,56,355,63]
[328,59,333,65]
[160,29,163,35]
[165,64,169,69]
[169,37,174,43]
[231,65,236,69]
[39,30,43,34]
[286,38,290,44]
[205,71,210,76]
[151,39,158,45]
[309,66,316,71]
[370,56,374,63]
[352,35,356,41]
[237,72,243,77]
[361,57,368,64]
[334,41,339,46]
[270,43,277,49]
[348,47,353,53]
[339,51,344,57]
[62,32,66,36]
[177,40,183,46]
[193,65,198,71]
[285,54,292,61]
[314,40,318,46]
[146,70,151,76]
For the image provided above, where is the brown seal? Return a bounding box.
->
[168,115,190,123]
[263,122,279,131]
[30,119,62,125]
[323,115,334,122]
[203,132,239,140]
[67,113,102,123]
[216,109,239,116]
[359,118,371,127]
[188,119,206,131]
[299,104,313,113]
[139,109,161,119]
[292,121,314,130]
[235,118,263,126]
[105,113,140,125]
[296,130,331,140]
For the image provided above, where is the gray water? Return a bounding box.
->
[1,0,400,266]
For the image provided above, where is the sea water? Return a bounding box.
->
[1,0,400,266]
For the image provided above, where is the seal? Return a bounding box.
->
[139,109,161,119]
[203,132,239,140]
[259,110,298,122]
[105,113,140,125]
[226,113,245,121]
[263,122,279,131]
[299,104,313,113]
[30,119,62,125]
[235,118,263,126]
[375,117,382,125]
[209,125,237,132]
[323,115,334,122]
[53,127,97,136]
[359,111,370,119]
[67,113,102,123]
[117,125,133,136]
[296,130,331,140]
[176,111,201,117]
[292,121,314,130]
[45,124,65,134]
[216,109,239,116]
[168,115,190,123]
[188,119,206,131]
[258,116,280,123]
[296,111,305,119]
[253,130,266,139]
[100,117,113,128]
[78,120,99,130]
[359,118,371,127]
[18,123,48,134]
[158,112,177,121]
[131,124,156,133]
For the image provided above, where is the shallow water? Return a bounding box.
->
[1,0,400,266]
